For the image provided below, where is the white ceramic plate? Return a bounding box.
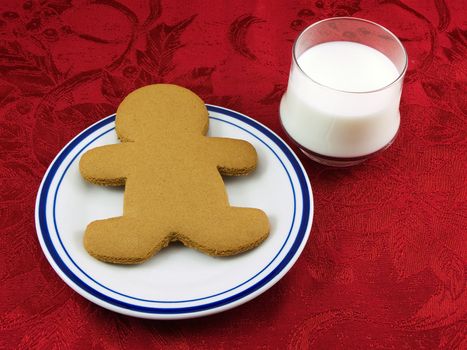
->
[35,105,313,319]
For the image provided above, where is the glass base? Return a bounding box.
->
[280,115,399,167]
[299,148,368,167]
[295,136,398,167]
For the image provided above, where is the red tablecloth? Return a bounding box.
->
[1,0,466,348]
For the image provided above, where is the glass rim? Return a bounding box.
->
[292,17,408,94]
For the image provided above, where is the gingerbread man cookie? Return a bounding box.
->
[79,84,269,264]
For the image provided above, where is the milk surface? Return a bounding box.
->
[281,41,402,158]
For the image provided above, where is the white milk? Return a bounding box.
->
[280,41,402,158]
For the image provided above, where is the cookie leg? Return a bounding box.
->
[83,217,168,264]
[185,208,270,256]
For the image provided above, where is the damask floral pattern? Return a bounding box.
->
[0,0,465,348]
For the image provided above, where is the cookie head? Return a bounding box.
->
[115,84,209,141]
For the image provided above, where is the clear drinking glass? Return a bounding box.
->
[280,17,407,167]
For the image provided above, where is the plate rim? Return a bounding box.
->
[35,104,313,319]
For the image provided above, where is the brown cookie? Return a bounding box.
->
[79,84,269,264]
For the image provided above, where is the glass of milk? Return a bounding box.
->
[280,17,407,166]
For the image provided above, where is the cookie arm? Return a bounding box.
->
[79,144,131,186]
[206,138,257,176]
